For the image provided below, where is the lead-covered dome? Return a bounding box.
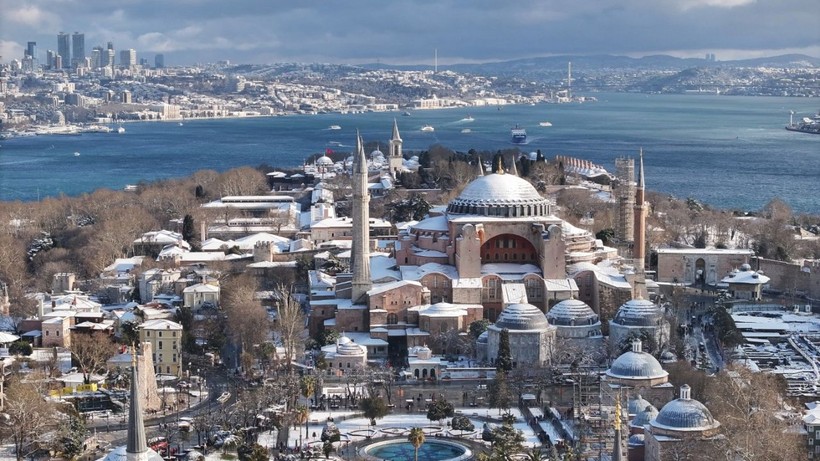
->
[316,155,334,166]
[612,298,664,327]
[446,173,551,218]
[627,394,654,416]
[547,299,600,326]
[494,303,552,331]
[631,404,659,429]
[652,385,720,432]
[606,341,668,380]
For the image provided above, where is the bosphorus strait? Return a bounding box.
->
[1,93,817,213]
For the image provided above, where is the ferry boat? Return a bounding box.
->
[328,125,341,130]
[511,125,527,144]
[462,115,474,122]
[460,128,472,134]
[539,121,553,127]
[117,126,126,134]
[785,110,820,135]
[421,125,435,132]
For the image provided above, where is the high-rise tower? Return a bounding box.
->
[633,149,647,267]
[351,132,372,303]
[71,32,85,68]
[57,32,70,68]
[388,119,403,179]
[25,42,36,59]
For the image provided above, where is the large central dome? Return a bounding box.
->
[447,173,552,218]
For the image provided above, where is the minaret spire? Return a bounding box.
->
[351,131,372,303]
[126,345,148,456]
[633,148,647,267]
[388,119,404,180]
[477,156,484,177]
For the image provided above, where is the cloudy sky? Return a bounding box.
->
[1,0,818,66]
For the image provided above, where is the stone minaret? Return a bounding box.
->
[388,119,403,180]
[351,132,372,303]
[127,349,149,460]
[633,149,647,267]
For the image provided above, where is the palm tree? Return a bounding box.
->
[408,427,425,461]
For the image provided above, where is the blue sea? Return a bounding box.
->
[0,93,817,213]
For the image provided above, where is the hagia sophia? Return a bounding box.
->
[307,122,720,460]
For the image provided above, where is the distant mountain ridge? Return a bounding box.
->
[358,53,820,74]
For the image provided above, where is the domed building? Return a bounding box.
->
[644,385,721,461]
[546,298,603,352]
[608,298,669,356]
[486,302,556,367]
[627,400,659,460]
[322,335,367,374]
[606,340,673,407]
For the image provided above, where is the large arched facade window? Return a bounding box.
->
[480,234,538,264]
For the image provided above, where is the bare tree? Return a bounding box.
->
[222,274,269,374]
[71,332,118,384]
[0,376,59,460]
[273,284,306,374]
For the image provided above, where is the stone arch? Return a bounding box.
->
[481,234,538,264]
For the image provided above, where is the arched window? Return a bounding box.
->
[387,313,399,325]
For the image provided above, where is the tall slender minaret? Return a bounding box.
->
[633,148,647,266]
[388,119,403,180]
[126,348,149,460]
[351,132,372,303]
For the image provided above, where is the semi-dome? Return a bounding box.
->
[612,298,664,327]
[446,172,552,218]
[547,299,599,326]
[494,303,552,331]
[631,404,659,429]
[652,385,720,432]
[420,302,468,317]
[606,340,668,380]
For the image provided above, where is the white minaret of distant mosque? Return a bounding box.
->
[633,148,647,266]
[351,132,372,303]
[388,119,403,180]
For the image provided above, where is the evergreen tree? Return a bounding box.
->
[488,371,513,414]
[496,328,513,372]
[182,214,196,242]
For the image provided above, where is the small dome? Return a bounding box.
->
[101,446,164,461]
[547,299,599,326]
[740,263,752,271]
[627,394,653,415]
[494,303,552,331]
[420,302,467,317]
[652,385,720,432]
[447,173,551,218]
[370,149,384,159]
[336,339,365,356]
[612,298,664,327]
[627,434,645,446]
[631,404,659,429]
[316,155,334,165]
[337,335,352,345]
[607,341,668,380]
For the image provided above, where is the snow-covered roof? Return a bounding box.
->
[367,280,422,297]
[411,215,449,232]
[140,319,183,330]
[721,266,770,285]
[134,230,185,245]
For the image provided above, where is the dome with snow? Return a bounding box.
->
[446,172,551,218]
[547,299,599,326]
[494,303,552,331]
[606,340,668,381]
[651,385,720,432]
[612,298,664,327]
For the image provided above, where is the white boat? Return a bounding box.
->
[73,152,81,157]
[461,128,472,133]
[117,126,126,134]
[179,122,184,126]
[328,125,341,130]
[539,121,553,127]
[421,125,435,132]
[461,115,474,122]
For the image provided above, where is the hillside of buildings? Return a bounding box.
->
[1,138,820,460]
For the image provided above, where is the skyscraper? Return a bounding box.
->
[91,46,103,69]
[71,32,85,68]
[154,54,164,68]
[120,49,137,68]
[25,42,36,59]
[57,32,70,68]
[46,50,55,70]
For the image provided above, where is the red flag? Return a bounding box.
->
[326,148,333,155]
